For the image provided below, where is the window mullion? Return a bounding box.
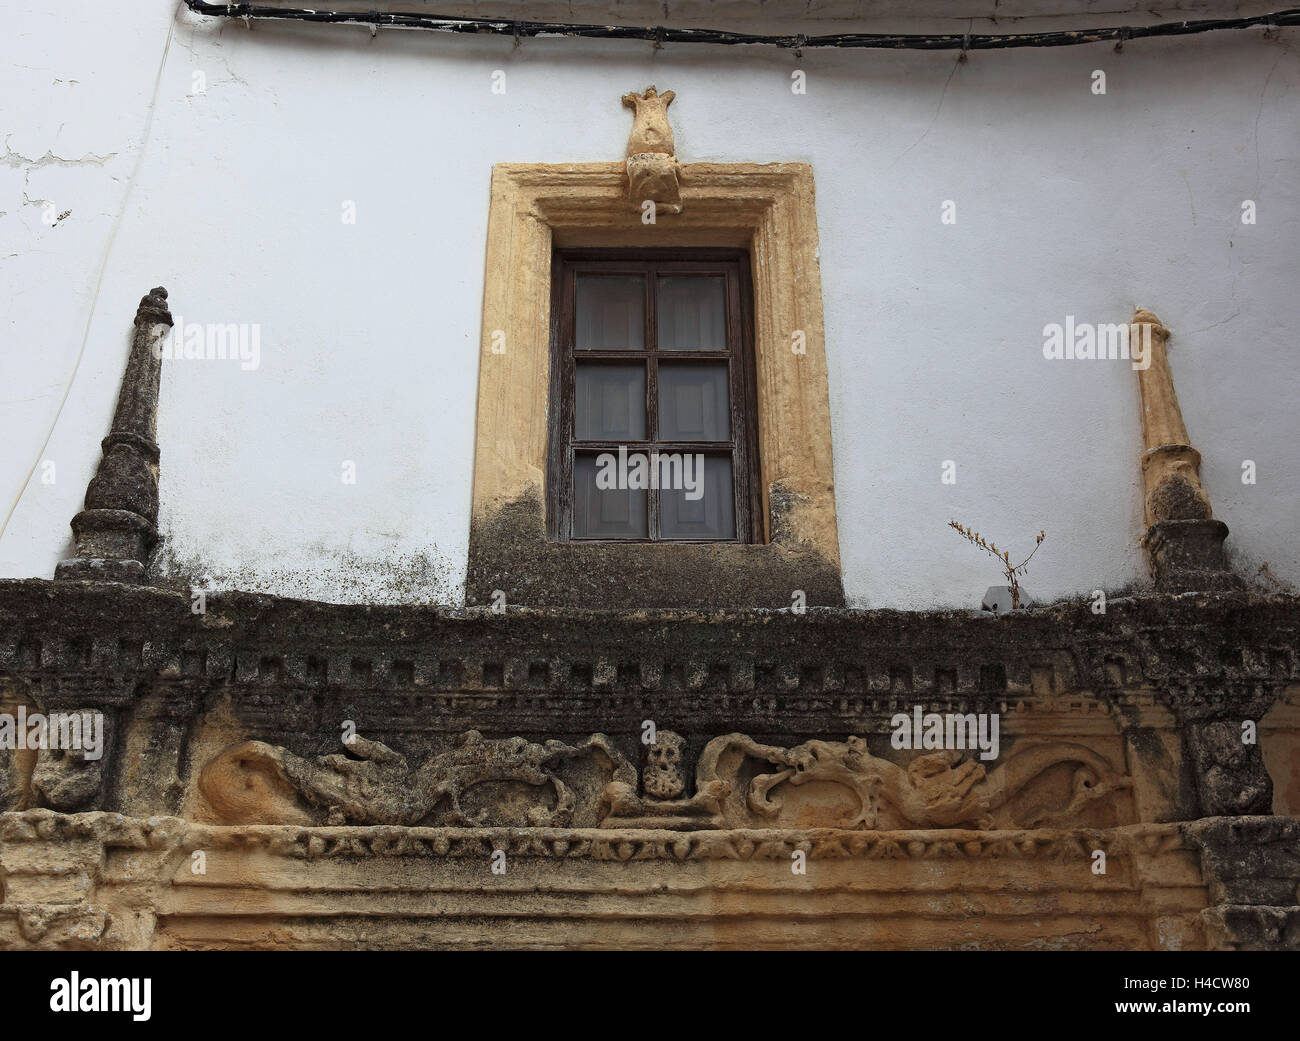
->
[647,358,660,541]
[647,266,659,541]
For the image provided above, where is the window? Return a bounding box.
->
[548,249,760,542]
[467,161,842,608]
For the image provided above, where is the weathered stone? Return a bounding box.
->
[1,579,1297,948]
[622,86,681,213]
[55,287,172,585]
[1132,310,1243,593]
[0,808,1278,950]
[695,733,1130,830]
[1185,719,1273,816]
[199,730,634,827]
[642,728,687,800]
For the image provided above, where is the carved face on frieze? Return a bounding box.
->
[31,746,105,811]
[643,730,686,801]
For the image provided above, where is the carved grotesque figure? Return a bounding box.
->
[1191,719,1272,816]
[31,746,105,811]
[904,750,988,827]
[643,730,686,801]
[622,86,676,157]
[622,85,682,213]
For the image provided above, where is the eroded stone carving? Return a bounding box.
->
[643,729,686,800]
[1132,308,1240,592]
[55,287,173,585]
[22,708,114,813]
[200,729,634,827]
[5,806,1244,951]
[600,777,730,831]
[695,734,1132,830]
[1187,719,1272,816]
[31,746,106,812]
[622,86,682,214]
[0,690,24,812]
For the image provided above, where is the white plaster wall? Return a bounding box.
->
[0,0,178,578]
[1,5,1296,608]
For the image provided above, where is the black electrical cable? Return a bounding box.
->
[183,2,1298,50]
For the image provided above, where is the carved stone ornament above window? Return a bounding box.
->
[623,86,682,215]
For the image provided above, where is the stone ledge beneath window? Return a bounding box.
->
[466,487,844,609]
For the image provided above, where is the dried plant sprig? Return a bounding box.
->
[949,521,1046,610]
[1254,562,1297,595]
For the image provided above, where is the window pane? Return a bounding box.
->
[575,363,645,441]
[657,362,729,441]
[573,454,647,538]
[576,275,644,349]
[656,275,726,350]
[660,456,735,539]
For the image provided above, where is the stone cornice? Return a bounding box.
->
[0,809,1193,862]
[1,582,1296,730]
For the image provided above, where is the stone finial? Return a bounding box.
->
[55,286,173,584]
[1132,309,1240,592]
[622,86,682,214]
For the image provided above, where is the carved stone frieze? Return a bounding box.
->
[195,725,1134,834]
[1,580,1298,827]
[200,729,634,827]
[689,734,1132,830]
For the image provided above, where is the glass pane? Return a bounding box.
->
[576,275,645,349]
[574,363,644,441]
[660,456,735,540]
[573,454,647,538]
[575,363,645,441]
[657,362,729,441]
[656,275,726,350]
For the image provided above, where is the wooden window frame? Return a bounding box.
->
[548,248,761,544]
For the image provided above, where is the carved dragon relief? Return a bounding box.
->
[622,85,682,214]
[199,728,1133,833]
[690,735,1134,831]
[200,730,634,828]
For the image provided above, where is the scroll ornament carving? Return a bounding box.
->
[201,729,1132,833]
[689,734,1133,830]
[643,729,686,799]
[200,730,634,828]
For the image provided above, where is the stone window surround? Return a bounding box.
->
[466,162,843,608]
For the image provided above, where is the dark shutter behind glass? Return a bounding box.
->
[550,250,759,544]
